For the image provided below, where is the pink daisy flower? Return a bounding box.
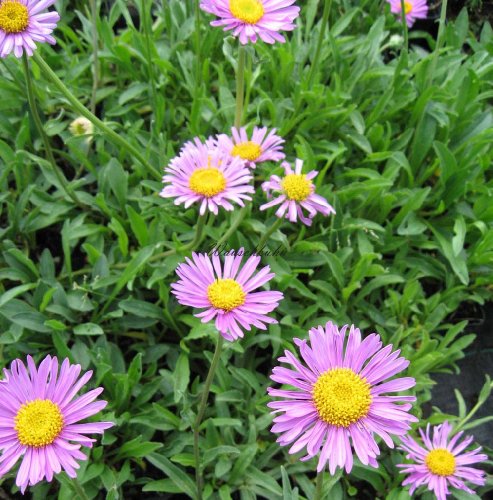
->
[0,355,113,493]
[216,126,285,169]
[260,159,335,226]
[172,249,283,341]
[160,139,254,216]
[179,136,216,156]
[200,0,300,44]
[0,0,60,58]
[268,322,418,473]
[398,422,487,500]
[387,0,428,28]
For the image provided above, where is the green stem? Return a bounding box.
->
[89,0,99,114]
[213,207,247,250]
[257,218,284,250]
[234,45,246,128]
[141,0,158,114]
[193,336,224,500]
[195,0,202,86]
[153,213,207,259]
[31,52,160,180]
[455,380,493,433]
[71,477,90,500]
[314,471,324,500]
[426,0,448,87]
[182,213,207,252]
[399,0,409,53]
[308,0,333,86]
[22,54,83,208]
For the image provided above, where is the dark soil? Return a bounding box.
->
[430,303,493,447]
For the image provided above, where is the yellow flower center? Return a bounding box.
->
[229,0,264,24]
[0,0,29,34]
[425,448,456,477]
[207,278,246,311]
[404,1,413,14]
[281,174,312,201]
[312,368,372,427]
[14,399,64,447]
[231,141,262,161]
[189,167,227,197]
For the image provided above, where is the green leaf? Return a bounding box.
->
[74,323,104,336]
[173,353,190,403]
[116,436,162,459]
[147,453,197,500]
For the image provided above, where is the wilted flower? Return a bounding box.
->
[160,139,254,215]
[260,159,335,226]
[0,355,113,493]
[387,0,428,28]
[69,117,94,141]
[268,322,417,473]
[172,249,283,341]
[200,0,300,44]
[0,0,60,58]
[398,422,487,500]
[216,126,285,169]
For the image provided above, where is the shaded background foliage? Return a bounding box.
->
[0,0,493,498]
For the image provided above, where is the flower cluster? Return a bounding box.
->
[267,322,488,498]
[161,126,335,226]
[2,1,488,500]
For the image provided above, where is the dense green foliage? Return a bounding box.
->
[0,0,493,498]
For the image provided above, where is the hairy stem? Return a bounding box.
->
[234,45,246,128]
[399,0,409,53]
[22,54,83,208]
[193,336,224,500]
[257,217,284,250]
[32,52,160,180]
[71,477,90,500]
[89,0,99,114]
[427,0,448,87]
[314,471,324,500]
[308,0,333,86]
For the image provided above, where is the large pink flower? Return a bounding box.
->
[160,138,254,216]
[200,0,300,44]
[268,322,417,473]
[0,0,60,58]
[398,422,487,500]
[172,249,283,341]
[0,355,113,493]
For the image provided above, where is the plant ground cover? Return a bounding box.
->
[0,0,493,498]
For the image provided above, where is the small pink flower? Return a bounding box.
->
[0,0,60,58]
[0,355,113,493]
[172,249,283,341]
[388,0,428,28]
[260,159,335,226]
[216,126,285,169]
[200,0,300,44]
[398,422,487,500]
